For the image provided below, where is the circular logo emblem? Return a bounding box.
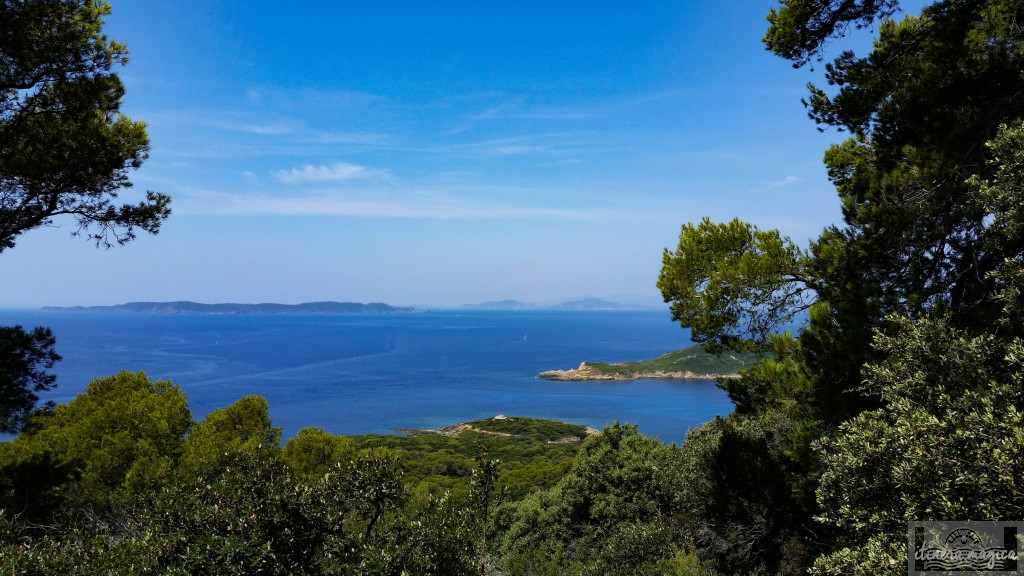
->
[945,528,984,551]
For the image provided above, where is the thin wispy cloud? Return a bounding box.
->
[174,186,602,221]
[751,175,803,192]
[443,88,704,135]
[212,120,296,136]
[772,175,801,187]
[274,162,390,184]
[487,144,551,156]
[506,109,596,121]
[443,103,507,135]
[154,136,392,162]
[443,96,598,135]
[263,86,387,110]
[141,110,299,136]
[437,133,593,159]
[297,132,392,146]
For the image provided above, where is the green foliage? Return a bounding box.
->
[0,1,171,482]
[717,333,807,414]
[134,445,475,575]
[494,423,688,575]
[349,447,407,539]
[764,0,900,66]
[0,381,598,574]
[798,2,1023,332]
[0,370,190,523]
[714,0,1024,424]
[0,325,60,433]
[766,7,1024,572]
[350,417,584,502]
[652,546,723,576]
[400,493,481,575]
[0,379,512,575]
[675,415,816,576]
[139,448,315,575]
[0,0,170,252]
[658,5,1024,573]
[469,453,500,526]
[463,416,589,442]
[179,394,281,478]
[282,426,356,483]
[812,316,1024,575]
[658,217,813,352]
[970,121,1024,328]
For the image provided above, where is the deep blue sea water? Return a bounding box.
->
[0,309,734,444]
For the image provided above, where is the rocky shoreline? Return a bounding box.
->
[537,362,738,381]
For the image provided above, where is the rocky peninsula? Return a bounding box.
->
[537,345,758,382]
[538,362,739,381]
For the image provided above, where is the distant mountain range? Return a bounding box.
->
[42,301,414,314]
[556,297,636,310]
[461,299,533,310]
[461,297,654,311]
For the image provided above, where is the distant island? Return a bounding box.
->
[461,299,534,310]
[538,345,758,381]
[42,301,415,314]
[461,297,654,311]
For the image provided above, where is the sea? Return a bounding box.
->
[0,309,735,445]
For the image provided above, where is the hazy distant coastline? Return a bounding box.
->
[41,301,415,314]
[460,297,657,311]
[40,296,663,314]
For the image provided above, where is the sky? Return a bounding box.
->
[4,1,864,308]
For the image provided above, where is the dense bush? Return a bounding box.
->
[0,374,585,574]
[493,423,697,575]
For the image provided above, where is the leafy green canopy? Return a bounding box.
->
[661,0,1024,411]
[658,2,1024,573]
[808,3,1023,328]
[346,417,584,503]
[658,218,813,352]
[0,370,191,529]
[0,325,60,433]
[803,120,1024,576]
[764,0,901,66]
[492,423,723,576]
[0,374,502,575]
[0,0,170,252]
[0,1,173,434]
[970,121,1024,330]
[0,369,604,574]
[813,317,1024,575]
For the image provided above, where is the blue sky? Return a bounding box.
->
[5,1,857,308]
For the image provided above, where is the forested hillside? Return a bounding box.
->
[0,374,585,573]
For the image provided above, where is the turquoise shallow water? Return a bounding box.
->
[0,309,734,444]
